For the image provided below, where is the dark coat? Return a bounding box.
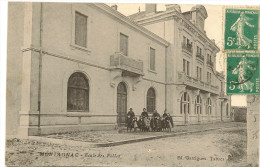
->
[127,111,135,119]
[152,112,160,118]
[141,111,148,118]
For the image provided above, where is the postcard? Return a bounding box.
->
[5,2,259,167]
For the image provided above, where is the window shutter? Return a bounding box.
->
[120,33,128,56]
[75,12,88,47]
[150,48,155,71]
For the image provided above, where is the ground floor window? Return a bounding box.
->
[147,87,156,113]
[195,95,202,114]
[206,98,212,115]
[180,92,190,114]
[67,72,89,111]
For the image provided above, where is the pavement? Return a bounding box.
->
[9,122,246,148]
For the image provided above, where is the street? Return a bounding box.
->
[6,124,247,167]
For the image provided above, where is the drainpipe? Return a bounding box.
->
[38,2,43,131]
[165,46,167,112]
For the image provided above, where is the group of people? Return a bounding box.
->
[126,108,174,132]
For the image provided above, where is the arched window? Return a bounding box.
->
[147,87,156,113]
[206,98,212,115]
[67,72,89,111]
[180,92,190,114]
[195,95,202,114]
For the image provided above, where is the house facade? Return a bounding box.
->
[7,3,231,136]
[130,4,231,125]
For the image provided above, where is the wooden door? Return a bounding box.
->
[117,82,127,126]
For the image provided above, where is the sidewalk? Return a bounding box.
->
[30,121,246,147]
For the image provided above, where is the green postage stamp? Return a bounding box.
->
[227,53,260,95]
[225,9,259,50]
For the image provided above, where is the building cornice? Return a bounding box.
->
[134,9,220,52]
[91,3,170,47]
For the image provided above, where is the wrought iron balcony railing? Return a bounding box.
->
[182,43,193,54]
[196,53,204,61]
[207,60,214,67]
[177,72,219,94]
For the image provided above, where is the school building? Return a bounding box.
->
[7,3,231,136]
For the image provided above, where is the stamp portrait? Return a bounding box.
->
[227,53,260,94]
[224,9,259,51]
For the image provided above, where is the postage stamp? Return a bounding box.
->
[227,53,260,94]
[224,9,259,51]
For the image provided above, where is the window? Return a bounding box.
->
[67,72,89,111]
[183,59,190,76]
[120,33,128,56]
[207,72,212,84]
[150,47,156,71]
[195,95,202,114]
[197,66,202,80]
[197,46,202,55]
[180,92,190,114]
[147,88,156,113]
[75,12,88,48]
[206,98,212,115]
[183,59,186,73]
[187,61,190,76]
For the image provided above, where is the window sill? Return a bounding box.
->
[70,43,91,54]
[148,69,157,74]
[66,111,91,117]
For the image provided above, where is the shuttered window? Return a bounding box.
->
[150,47,156,71]
[120,33,128,56]
[75,12,88,48]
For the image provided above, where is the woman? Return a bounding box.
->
[230,12,255,49]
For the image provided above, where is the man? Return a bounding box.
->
[127,108,135,121]
[162,109,168,118]
[167,113,174,128]
[152,109,160,118]
[141,108,148,118]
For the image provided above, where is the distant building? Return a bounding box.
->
[7,3,231,136]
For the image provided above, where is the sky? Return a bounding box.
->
[107,3,247,106]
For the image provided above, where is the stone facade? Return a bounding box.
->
[7,3,231,136]
[131,4,231,125]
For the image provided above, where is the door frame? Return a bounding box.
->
[116,82,128,126]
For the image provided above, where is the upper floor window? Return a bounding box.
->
[120,33,128,56]
[150,47,156,71]
[75,12,88,48]
[182,36,193,53]
[207,72,212,84]
[196,46,202,55]
[197,66,202,80]
[183,59,190,76]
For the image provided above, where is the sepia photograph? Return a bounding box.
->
[4,1,260,167]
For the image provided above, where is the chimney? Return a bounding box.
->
[165,4,181,13]
[111,5,118,11]
[145,4,157,14]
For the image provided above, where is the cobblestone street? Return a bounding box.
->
[6,122,247,167]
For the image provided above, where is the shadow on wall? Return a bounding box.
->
[232,107,247,122]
